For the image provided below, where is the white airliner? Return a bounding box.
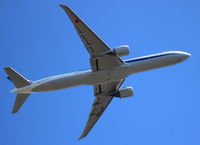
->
[4,5,190,140]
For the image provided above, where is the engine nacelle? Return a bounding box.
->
[116,87,134,98]
[113,45,129,57]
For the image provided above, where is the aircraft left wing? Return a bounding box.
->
[79,79,125,140]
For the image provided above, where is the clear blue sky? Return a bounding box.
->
[0,0,199,145]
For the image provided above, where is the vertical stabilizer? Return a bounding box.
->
[4,67,30,88]
[4,67,31,113]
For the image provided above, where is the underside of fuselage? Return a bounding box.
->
[11,51,190,94]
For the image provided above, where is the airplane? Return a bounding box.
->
[4,4,191,140]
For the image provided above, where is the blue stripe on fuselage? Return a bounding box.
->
[125,53,176,63]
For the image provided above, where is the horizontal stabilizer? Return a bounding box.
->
[12,93,30,113]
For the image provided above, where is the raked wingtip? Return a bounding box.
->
[78,136,84,141]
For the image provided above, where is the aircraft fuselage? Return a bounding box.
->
[11,51,190,94]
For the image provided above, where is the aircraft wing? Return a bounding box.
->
[60,5,126,139]
[60,5,124,71]
[79,79,125,140]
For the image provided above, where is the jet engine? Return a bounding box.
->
[112,45,130,57]
[116,87,134,98]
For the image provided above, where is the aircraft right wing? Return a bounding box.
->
[60,4,110,57]
[60,5,124,71]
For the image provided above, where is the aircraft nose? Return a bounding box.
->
[173,51,191,63]
[181,52,191,60]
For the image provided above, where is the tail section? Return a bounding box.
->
[4,67,31,113]
[4,67,31,88]
[12,93,30,113]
